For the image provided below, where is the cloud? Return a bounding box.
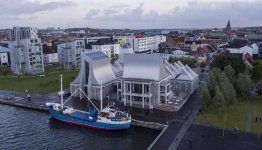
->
[104,9,118,16]
[84,0,262,29]
[1,0,262,29]
[85,9,100,19]
[0,0,77,16]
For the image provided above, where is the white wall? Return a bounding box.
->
[0,52,9,65]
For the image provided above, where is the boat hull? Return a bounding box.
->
[48,108,131,130]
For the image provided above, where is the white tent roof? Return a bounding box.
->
[176,67,195,81]
[123,54,170,81]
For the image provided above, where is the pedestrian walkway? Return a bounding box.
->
[168,109,199,150]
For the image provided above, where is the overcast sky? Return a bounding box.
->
[1,0,262,29]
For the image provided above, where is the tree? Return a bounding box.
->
[200,62,206,69]
[256,81,262,96]
[236,71,252,97]
[200,83,212,110]
[111,54,119,64]
[224,65,235,85]
[208,70,217,97]
[213,86,225,113]
[210,53,245,74]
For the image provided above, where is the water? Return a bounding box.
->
[0,105,160,150]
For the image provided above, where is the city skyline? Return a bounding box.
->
[1,0,262,29]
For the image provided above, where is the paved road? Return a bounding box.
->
[177,124,262,150]
[149,91,201,149]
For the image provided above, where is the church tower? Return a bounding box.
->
[225,20,231,34]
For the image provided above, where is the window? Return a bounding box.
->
[144,84,149,93]
[160,86,166,94]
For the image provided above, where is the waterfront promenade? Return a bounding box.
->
[1,89,261,150]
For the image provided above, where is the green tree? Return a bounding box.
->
[208,70,217,97]
[236,71,252,97]
[224,65,235,84]
[200,62,206,69]
[210,53,245,74]
[200,83,212,110]
[213,86,225,113]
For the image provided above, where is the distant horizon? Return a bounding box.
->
[1,25,262,31]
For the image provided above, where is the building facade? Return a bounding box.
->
[70,48,199,110]
[92,44,120,57]
[0,46,9,66]
[57,39,87,69]
[44,53,58,64]
[126,35,166,53]
[57,37,114,69]
[9,27,44,74]
[156,50,192,61]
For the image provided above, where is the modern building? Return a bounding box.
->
[92,44,120,57]
[57,39,86,69]
[70,46,198,110]
[156,49,192,61]
[9,27,38,42]
[126,35,166,53]
[44,53,58,65]
[0,46,9,66]
[8,27,44,74]
[57,37,115,69]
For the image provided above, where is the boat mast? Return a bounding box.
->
[100,80,103,111]
[60,74,64,109]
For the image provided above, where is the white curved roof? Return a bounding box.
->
[82,51,116,85]
[122,54,169,81]
[92,60,116,85]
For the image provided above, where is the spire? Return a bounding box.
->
[226,20,231,29]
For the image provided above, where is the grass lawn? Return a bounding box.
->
[195,96,262,134]
[0,70,79,94]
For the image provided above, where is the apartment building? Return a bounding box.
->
[57,39,86,69]
[92,44,120,57]
[9,27,44,75]
[57,37,115,69]
[126,35,166,53]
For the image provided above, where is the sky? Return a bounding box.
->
[1,0,262,29]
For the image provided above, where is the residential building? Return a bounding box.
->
[9,27,38,42]
[0,46,9,66]
[44,53,58,65]
[156,49,192,61]
[57,37,117,69]
[92,44,120,57]
[126,35,166,53]
[8,27,44,75]
[57,39,86,69]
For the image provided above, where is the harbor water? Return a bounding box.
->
[0,104,160,150]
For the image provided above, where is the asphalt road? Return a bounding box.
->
[177,124,262,150]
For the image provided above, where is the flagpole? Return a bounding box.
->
[60,74,63,109]
[100,80,103,111]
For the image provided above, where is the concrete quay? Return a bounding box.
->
[0,90,167,131]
